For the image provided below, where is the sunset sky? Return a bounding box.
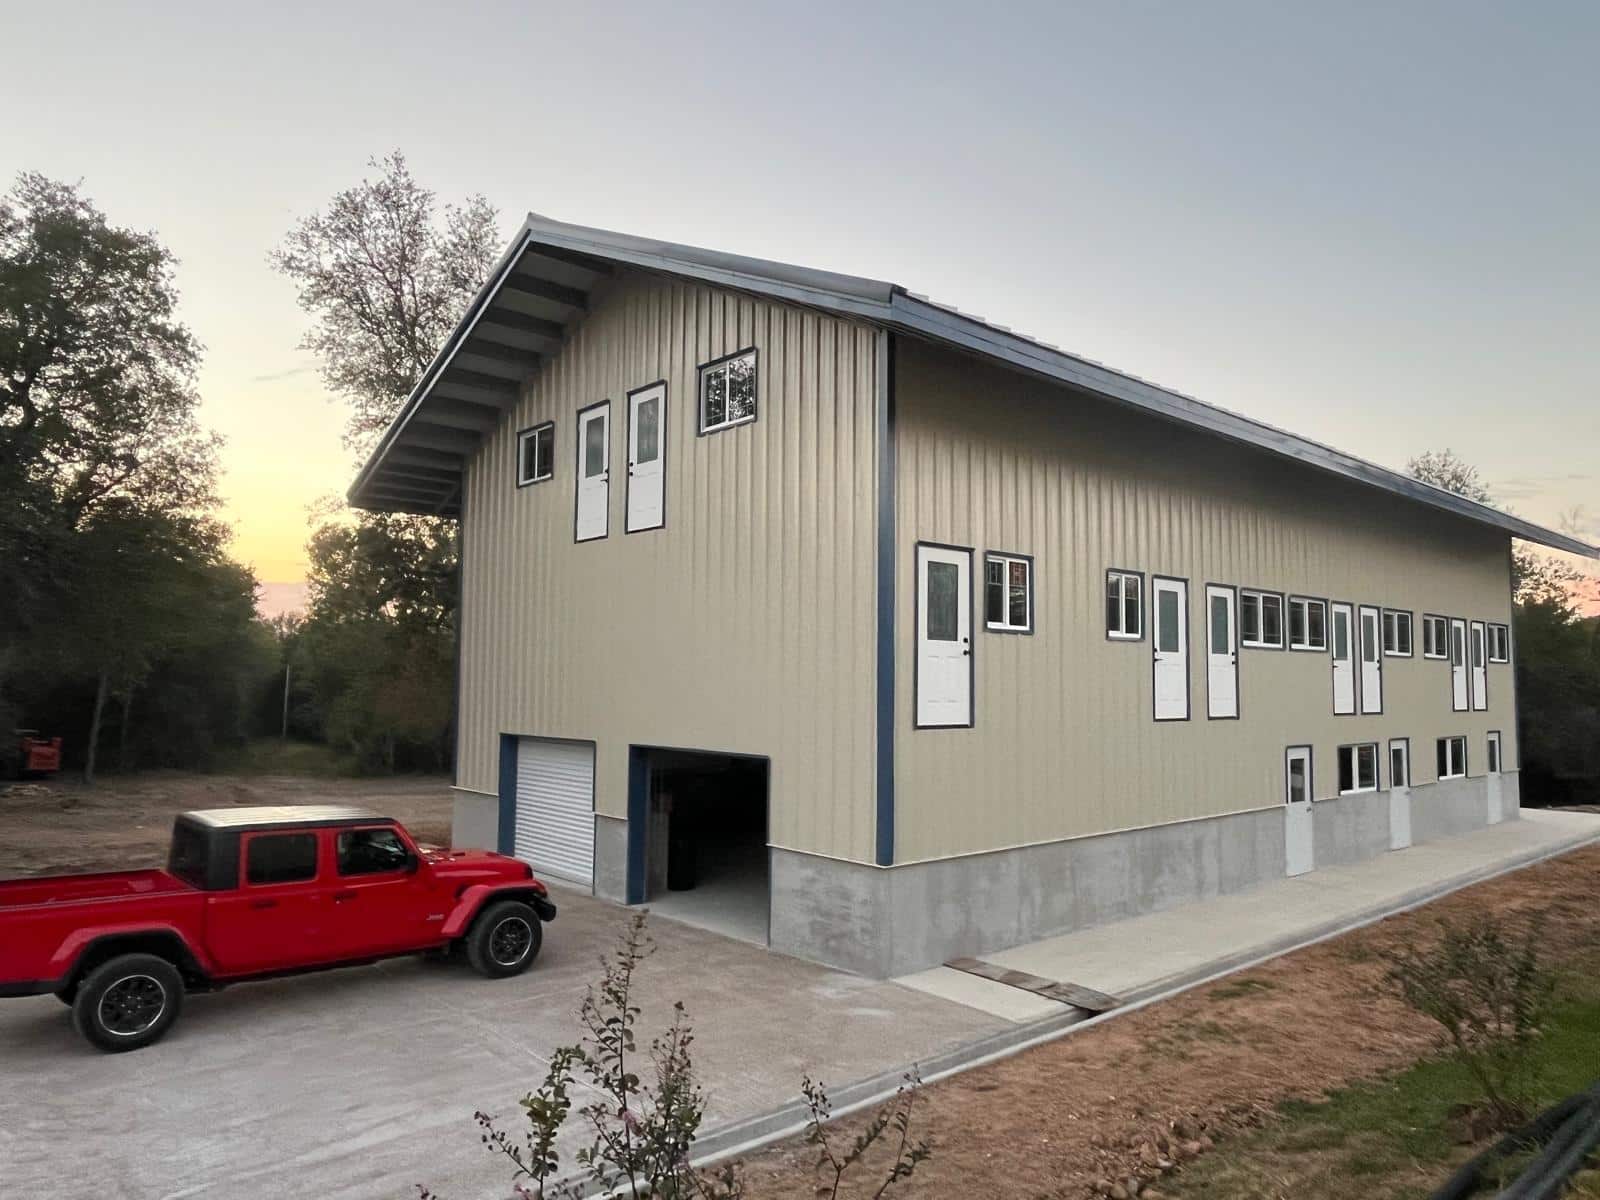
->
[4,1,1596,611]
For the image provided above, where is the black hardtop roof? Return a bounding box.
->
[177,805,392,833]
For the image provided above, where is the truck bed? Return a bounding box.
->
[0,869,193,910]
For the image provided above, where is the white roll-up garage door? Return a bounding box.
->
[514,738,595,887]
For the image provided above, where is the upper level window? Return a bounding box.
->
[1422,615,1448,659]
[1288,596,1327,651]
[1337,743,1378,794]
[1437,735,1467,780]
[1106,569,1142,640]
[517,422,555,486]
[1488,623,1510,662]
[1382,609,1413,657]
[699,349,757,434]
[984,553,1033,633]
[1240,590,1284,649]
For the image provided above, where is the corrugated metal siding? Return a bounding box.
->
[514,737,596,885]
[894,339,1519,863]
[458,272,880,863]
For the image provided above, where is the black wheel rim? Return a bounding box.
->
[98,974,167,1037]
[489,917,533,967]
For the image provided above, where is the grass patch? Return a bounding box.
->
[1207,977,1277,1001]
[1169,996,1600,1199]
[207,739,357,778]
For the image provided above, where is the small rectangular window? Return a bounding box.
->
[698,349,757,434]
[1436,735,1467,780]
[1389,742,1408,787]
[1486,733,1501,774]
[984,553,1032,633]
[926,562,959,641]
[1382,610,1413,657]
[1487,623,1510,663]
[1338,743,1378,794]
[1106,570,1142,640]
[1289,597,1327,651]
[246,832,318,885]
[336,828,413,877]
[1422,615,1448,659]
[1240,590,1284,649]
[516,422,555,486]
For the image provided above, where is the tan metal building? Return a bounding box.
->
[351,215,1595,975]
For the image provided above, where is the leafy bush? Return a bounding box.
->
[423,913,930,1198]
[1387,916,1557,1126]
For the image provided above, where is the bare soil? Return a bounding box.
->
[736,844,1600,1199]
[0,770,454,877]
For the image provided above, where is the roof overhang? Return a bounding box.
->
[349,215,1597,558]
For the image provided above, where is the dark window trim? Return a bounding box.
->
[1421,612,1451,660]
[623,379,668,536]
[1389,735,1411,789]
[1287,594,1330,653]
[1239,586,1286,650]
[1487,621,1511,663]
[912,540,976,731]
[1330,599,1358,716]
[695,346,758,436]
[1449,616,1468,712]
[1105,566,1146,642]
[1486,728,1503,774]
[1336,741,1381,795]
[982,549,1035,635]
[1469,619,1489,712]
[1381,607,1414,658]
[1151,572,1191,723]
[515,421,556,488]
[1357,603,1385,716]
[1436,733,1468,780]
[1285,743,1315,804]
[1204,580,1242,721]
[572,399,611,544]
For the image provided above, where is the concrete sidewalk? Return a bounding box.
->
[898,807,1600,1023]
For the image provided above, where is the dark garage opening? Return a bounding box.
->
[634,748,769,945]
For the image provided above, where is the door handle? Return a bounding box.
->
[332,890,357,902]
[249,898,277,910]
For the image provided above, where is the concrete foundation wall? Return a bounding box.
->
[594,814,629,903]
[1313,790,1391,869]
[451,792,499,852]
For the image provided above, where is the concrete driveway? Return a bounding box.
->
[0,886,1002,1200]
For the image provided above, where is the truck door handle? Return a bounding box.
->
[332,890,357,902]
[250,898,277,910]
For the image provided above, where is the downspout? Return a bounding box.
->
[875,331,897,867]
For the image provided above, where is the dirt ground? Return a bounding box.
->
[737,844,1600,1199]
[0,771,454,877]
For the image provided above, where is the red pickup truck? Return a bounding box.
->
[0,805,556,1052]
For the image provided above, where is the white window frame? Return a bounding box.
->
[1106,569,1143,641]
[983,552,1033,634]
[1422,614,1449,659]
[1437,735,1467,780]
[1240,589,1285,649]
[1382,609,1413,657]
[516,421,555,486]
[697,348,758,434]
[1288,596,1328,652]
[1337,742,1379,794]
[1488,622,1510,663]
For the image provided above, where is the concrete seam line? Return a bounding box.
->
[677,828,1600,1182]
[556,826,1600,1199]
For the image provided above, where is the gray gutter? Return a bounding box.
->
[349,215,1597,559]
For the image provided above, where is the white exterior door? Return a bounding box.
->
[915,544,971,728]
[514,737,595,886]
[575,403,610,542]
[1388,738,1412,849]
[1450,618,1469,711]
[1470,621,1488,711]
[1486,731,1504,824]
[1206,585,1238,719]
[1285,746,1314,877]
[1331,602,1355,715]
[1153,576,1189,721]
[1359,605,1382,714]
[625,383,665,533]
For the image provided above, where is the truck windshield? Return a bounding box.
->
[168,823,209,889]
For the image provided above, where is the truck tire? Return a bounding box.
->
[466,900,543,979]
[71,953,185,1053]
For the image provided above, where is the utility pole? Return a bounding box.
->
[281,661,291,740]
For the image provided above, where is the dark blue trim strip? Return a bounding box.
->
[626,746,649,903]
[875,331,897,867]
[497,733,517,855]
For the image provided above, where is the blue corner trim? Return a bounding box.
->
[626,746,649,903]
[497,733,517,855]
[875,331,897,867]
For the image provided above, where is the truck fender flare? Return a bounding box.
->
[441,884,555,940]
[52,924,214,987]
